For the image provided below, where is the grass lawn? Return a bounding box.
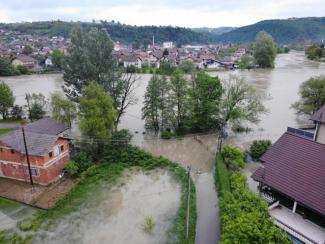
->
[0,128,14,136]
[0,119,25,124]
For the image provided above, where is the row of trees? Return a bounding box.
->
[142,70,266,135]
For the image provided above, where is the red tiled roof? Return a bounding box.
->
[310,104,325,123]
[252,132,325,216]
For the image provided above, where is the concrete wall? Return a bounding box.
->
[316,123,325,144]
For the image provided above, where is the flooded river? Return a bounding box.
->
[2,51,325,243]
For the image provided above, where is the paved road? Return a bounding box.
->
[0,123,20,129]
[194,171,220,244]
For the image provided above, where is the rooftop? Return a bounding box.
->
[310,104,325,123]
[252,132,325,217]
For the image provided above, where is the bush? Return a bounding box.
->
[249,140,272,161]
[215,154,230,195]
[10,105,24,119]
[220,173,290,243]
[16,65,31,75]
[65,161,79,177]
[220,145,245,171]
[71,152,92,173]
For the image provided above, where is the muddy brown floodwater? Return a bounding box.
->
[34,169,181,244]
[3,51,325,244]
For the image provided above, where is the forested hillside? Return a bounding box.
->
[0,21,216,46]
[216,17,325,44]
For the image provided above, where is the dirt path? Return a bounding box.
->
[142,134,220,244]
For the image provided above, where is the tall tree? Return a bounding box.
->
[169,69,188,131]
[63,26,137,127]
[188,72,222,131]
[253,31,277,68]
[50,93,77,127]
[26,93,48,121]
[292,75,325,114]
[0,81,15,119]
[142,75,169,132]
[217,75,266,150]
[79,82,116,139]
[0,58,16,76]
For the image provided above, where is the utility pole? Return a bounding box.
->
[25,93,32,122]
[185,165,191,239]
[21,126,34,186]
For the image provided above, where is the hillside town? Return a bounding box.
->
[0,27,249,73]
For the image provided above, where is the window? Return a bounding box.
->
[49,152,53,158]
[10,149,14,154]
[60,145,64,152]
[53,146,60,157]
[31,168,40,177]
[0,148,2,152]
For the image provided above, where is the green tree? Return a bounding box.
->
[158,61,175,75]
[26,93,48,121]
[11,105,24,119]
[253,31,277,68]
[249,140,272,161]
[292,75,325,114]
[63,26,138,127]
[22,45,33,55]
[16,65,30,75]
[188,71,222,131]
[79,82,116,139]
[0,81,15,119]
[50,93,77,127]
[0,57,16,76]
[169,69,188,132]
[179,60,196,74]
[305,44,323,60]
[217,75,266,150]
[51,49,64,69]
[142,75,169,132]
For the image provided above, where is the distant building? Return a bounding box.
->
[163,42,174,49]
[0,118,70,186]
[12,54,36,69]
[45,57,53,67]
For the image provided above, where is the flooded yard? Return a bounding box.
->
[0,198,35,230]
[34,169,181,244]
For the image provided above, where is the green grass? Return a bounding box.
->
[0,198,20,209]
[0,145,197,244]
[0,119,24,123]
[0,128,14,136]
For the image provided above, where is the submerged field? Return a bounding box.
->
[0,146,197,244]
[34,169,181,244]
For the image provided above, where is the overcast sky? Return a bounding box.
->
[0,0,324,27]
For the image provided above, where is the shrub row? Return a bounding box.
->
[215,146,290,243]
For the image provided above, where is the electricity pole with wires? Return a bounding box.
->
[21,125,34,186]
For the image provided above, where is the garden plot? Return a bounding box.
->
[35,169,181,244]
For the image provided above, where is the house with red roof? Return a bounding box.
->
[252,105,325,239]
[0,118,70,186]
